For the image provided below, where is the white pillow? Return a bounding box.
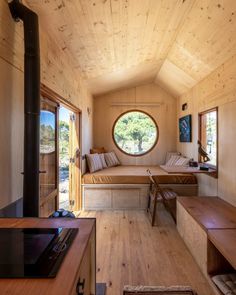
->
[86,153,103,173]
[99,153,107,169]
[104,151,120,167]
[165,155,181,166]
[165,152,181,164]
[175,157,190,166]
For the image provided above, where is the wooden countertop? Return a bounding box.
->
[208,229,236,269]
[160,165,217,176]
[177,197,236,231]
[0,218,95,295]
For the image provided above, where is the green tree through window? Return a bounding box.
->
[113,111,158,155]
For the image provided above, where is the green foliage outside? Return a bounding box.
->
[114,111,157,155]
[205,111,217,166]
[59,120,70,170]
[40,124,55,153]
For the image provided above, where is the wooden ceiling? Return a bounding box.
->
[25,0,236,97]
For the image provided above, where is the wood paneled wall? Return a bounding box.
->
[177,54,236,205]
[93,83,177,165]
[0,0,93,209]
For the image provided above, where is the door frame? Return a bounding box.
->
[41,84,82,211]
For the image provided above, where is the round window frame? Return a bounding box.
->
[112,109,159,157]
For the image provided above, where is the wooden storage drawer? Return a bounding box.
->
[177,201,208,276]
[71,245,91,295]
[71,225,95,295]
[84,188,112,209]
[112,189,140,208]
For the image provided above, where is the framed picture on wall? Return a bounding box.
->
[179,114,192,142]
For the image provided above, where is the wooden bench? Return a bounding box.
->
[177,197,236,294]
[177,197,236,230]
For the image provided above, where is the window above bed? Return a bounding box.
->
[199,107,218,168]
[112,110,159,156]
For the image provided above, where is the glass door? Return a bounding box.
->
[59,107,81,212]
[39,99,59,217]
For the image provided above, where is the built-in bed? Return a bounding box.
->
[82,165,198,210]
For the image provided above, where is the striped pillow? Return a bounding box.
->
[104,151,120,167]
[165,155,181,166]
[99,153,108,169]
[86,153,103,173]
[175,157,190,166]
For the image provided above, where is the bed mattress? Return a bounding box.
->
[82,165,197,185]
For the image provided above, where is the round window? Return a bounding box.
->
[112,110,158,156]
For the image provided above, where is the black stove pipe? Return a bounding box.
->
[9,0,40,217]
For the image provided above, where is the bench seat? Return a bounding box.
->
[177,196,236,295]
[177,196,236,231]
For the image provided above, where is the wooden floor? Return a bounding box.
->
[80,206,215,295]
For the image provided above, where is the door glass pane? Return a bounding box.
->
[40,111,55,154]
[40,109,56,198]
[59,107,70,209]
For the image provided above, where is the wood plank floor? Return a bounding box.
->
[80,207,215,295]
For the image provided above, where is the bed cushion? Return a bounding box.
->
[104,151,120,167]
[86,153,103,173]
[212,273,236,295]
[82,165,197,185]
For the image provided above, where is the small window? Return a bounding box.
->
[199,108,218,168]
[112,110,158,156]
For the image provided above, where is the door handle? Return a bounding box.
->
[21,170,46,175]
[76,278,85,294]
[70,157,75,163]
[75,148,80,158]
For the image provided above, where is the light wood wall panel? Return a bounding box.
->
[0,0,93,209]
[93,83,177,165]
[177,53,236,206]
[0,58,24,210]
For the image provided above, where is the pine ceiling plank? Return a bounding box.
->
[88,60,161,95]
[25,0,236,96]
[167,0,236,82]
[155,59,197,97]
[110,0,129,70]
[152,0,195,62]
[0,0,24,71]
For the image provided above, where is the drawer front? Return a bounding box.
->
[177,202,208,276]
[84,189,112,209]
[71,245,91,295]
[112,189,140,208]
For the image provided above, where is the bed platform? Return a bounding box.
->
[82,165,198,210]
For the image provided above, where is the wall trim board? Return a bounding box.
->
[41,84,82,113]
